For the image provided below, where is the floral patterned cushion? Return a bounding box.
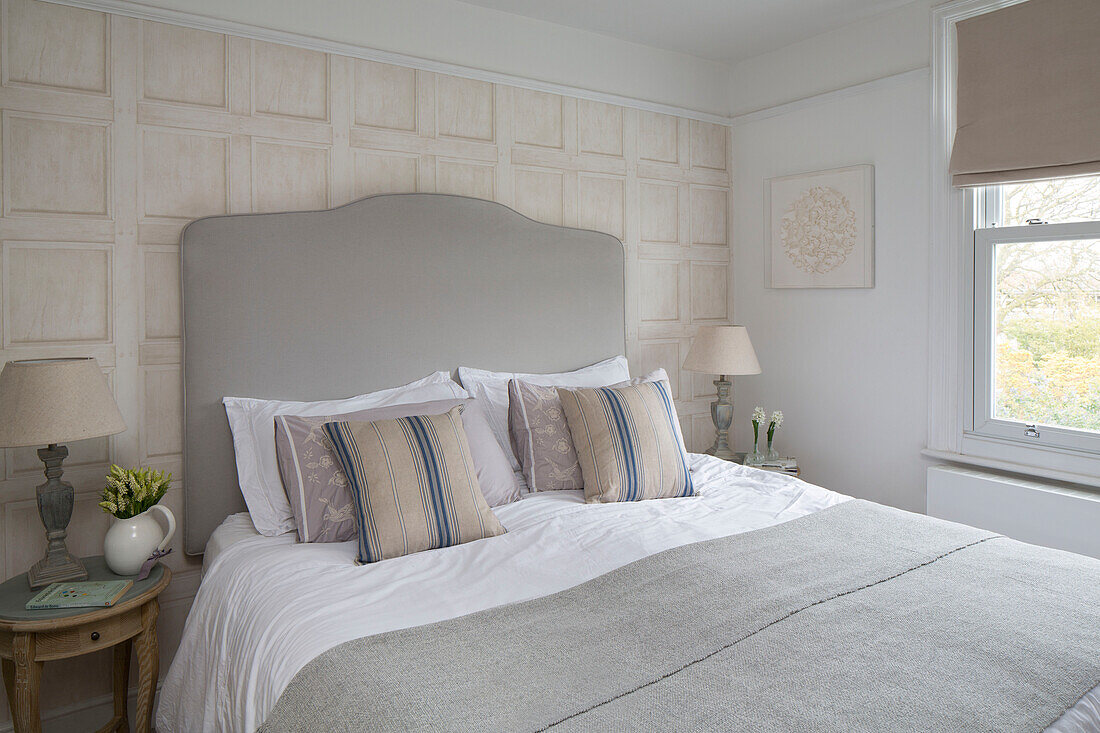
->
[507,380,585,492]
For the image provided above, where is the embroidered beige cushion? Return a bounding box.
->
[323,407,506,563]
[558,381,694,504]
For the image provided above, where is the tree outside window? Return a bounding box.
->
[993,175,1100,432]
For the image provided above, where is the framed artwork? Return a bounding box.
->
[765,164,875,288]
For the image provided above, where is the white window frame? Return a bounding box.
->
[968,219,1100,454]
[928,0,1100,487]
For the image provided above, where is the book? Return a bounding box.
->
[25,579,133,610]
[758,458,799,473]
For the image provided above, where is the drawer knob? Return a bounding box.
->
[90,631,100,641]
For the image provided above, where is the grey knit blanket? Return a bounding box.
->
[261,500,1100,732]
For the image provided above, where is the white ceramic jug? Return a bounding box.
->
[103,504,175,576]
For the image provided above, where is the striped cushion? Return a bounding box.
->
[558,381,694,503]
[323,406,506,564]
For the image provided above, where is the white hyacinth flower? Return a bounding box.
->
[770,410,783,428]
[752,406,766,424]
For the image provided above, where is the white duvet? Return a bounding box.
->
[157,455,1100,732]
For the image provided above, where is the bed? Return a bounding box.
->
[161,194,1100,732]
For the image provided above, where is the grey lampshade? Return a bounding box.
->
[0,358,126,447]
[682,326,761,376]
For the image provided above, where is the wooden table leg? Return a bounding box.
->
[97,639,132,733]
[2,657,16,725]
[133,600,160,733]
[6,634,42,733]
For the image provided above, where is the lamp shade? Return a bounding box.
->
[0,358,126,447]
[682,326,761,376]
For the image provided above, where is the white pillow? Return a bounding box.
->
[458,399,522,507]
[224,372,467,536]
[457,356,631,472]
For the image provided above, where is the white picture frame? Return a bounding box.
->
[765,164,875,288]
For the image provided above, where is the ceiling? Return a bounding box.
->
[457,0,916,64]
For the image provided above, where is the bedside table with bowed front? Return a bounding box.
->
[0,557,169,733]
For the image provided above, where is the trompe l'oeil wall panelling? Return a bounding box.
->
[0,0,731,722]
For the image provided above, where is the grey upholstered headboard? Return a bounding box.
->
[181,193,625,553]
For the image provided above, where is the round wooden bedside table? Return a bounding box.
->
[0,557,170,733]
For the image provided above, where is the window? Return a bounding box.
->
[932,0,1100,481]
[970,175,1100,456]
[989,176,1100,227]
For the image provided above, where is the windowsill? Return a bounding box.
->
[921,447,1100,492]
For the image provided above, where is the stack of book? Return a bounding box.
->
[757,457,799,475]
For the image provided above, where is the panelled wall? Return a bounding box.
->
[0,0,731,722]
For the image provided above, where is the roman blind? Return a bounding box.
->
[949,0,1100,187]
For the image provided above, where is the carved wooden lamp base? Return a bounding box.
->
[27,549,87,590]
[704,376,737,461]
[27,444,87,589]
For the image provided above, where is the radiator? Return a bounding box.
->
[927,465,1100,560]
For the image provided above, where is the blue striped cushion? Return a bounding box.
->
[323,406,505,563]
[559,381,693,503]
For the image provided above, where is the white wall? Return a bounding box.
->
[725,0,933,116]
[98,0,731,116]
[730,72,932,512]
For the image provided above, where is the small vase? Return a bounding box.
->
[745,429,764,466]
[103,504,175,576]
[766,438,780,462]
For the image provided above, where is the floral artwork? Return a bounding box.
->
[780,187,858,274]
[766,165,874,288]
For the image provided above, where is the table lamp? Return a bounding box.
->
[0,358,126,588]
[682,326,761,461]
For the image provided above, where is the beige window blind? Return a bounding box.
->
[949,0,1100,187]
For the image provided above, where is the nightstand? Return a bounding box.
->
[0,557,170,733]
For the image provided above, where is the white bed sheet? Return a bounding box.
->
[201,512,260,573]
[159,455,1100,733]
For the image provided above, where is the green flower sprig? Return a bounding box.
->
[99,465,171,519]
[767,410,783,443]
[751,406,767,445]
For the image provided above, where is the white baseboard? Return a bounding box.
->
[0,685,160,733]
